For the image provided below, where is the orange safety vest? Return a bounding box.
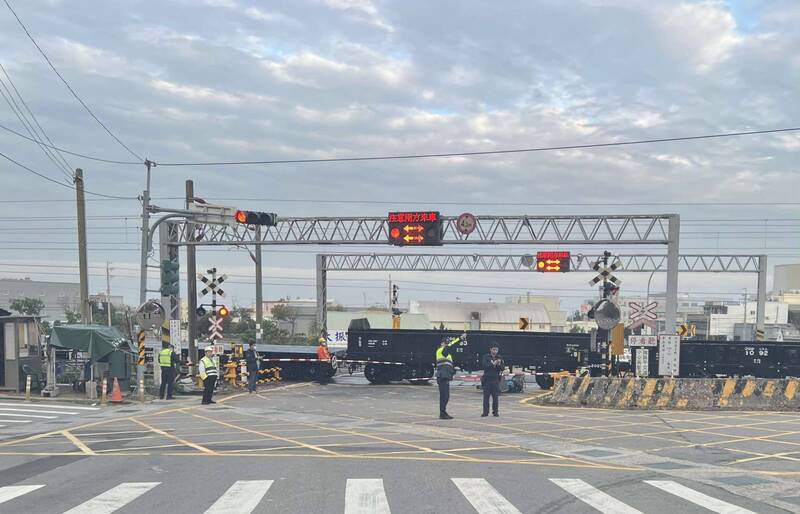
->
[317,345,331,361]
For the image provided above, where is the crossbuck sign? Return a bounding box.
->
[198,273,227,298]
[589,258,622,287]
[628,301,658,330]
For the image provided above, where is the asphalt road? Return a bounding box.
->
[0,377,798,513]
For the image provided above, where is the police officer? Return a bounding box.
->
[435,332,466,420]
[244,341,260,393]
[481,344,504,417]
[158,342,178,400]
[199,346,218,405]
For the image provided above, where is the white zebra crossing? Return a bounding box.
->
[62,482,160,514]
[0,402,100,428]
[0,477,763,513]
[550,479,643,514]
[345,479,391,514]
[204,480,273,514]
[645,480,758,514]
[452,478,522,514]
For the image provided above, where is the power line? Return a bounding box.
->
[0,150,137,199]
[154,127,800,167]
[0,122,142,165]
[2,0,143,162]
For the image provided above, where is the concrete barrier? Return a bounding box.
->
[542,377,800,410]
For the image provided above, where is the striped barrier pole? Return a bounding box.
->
[25,375,31,401]
[138,377,145,403]
[101,378,108,405]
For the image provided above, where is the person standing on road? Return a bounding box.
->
[158,342,178,400]
[244,341,260,393]
[481,344,504,417]
[316,337,332,384]
[199,346,218,405]
[435,332,466,420]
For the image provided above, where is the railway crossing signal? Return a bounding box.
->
[160,259,180,296]
[234,210,277,226]
[589,258,622,287]
[199,273,227,297]
[535,251,571,272]
[388,211,443,246]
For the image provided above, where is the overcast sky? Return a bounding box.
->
[0,0,798,313]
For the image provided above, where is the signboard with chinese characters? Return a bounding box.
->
[326,330,348,346]
[535,251,571,272]
[388,211,443,246]
[628,335,658,347]
[635,348,650,377]
[658,334,681,376]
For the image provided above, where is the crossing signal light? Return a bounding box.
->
[535,251,571,272]
[217,305,230,318]
[388,211,443,246]
[234,210,277,226]
[160,259,180,296]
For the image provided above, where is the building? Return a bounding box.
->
[505,295,567,332]
[261,298,329,336]
[711,302,789,340]
[0,278,80,321]
[409,300,551,332]
[774,264,800,292]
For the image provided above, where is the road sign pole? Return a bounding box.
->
[255,226,263,342]
[186,180,198,365]
[665,214,680,335]
[756,254,767,341]
[316,254,327,334]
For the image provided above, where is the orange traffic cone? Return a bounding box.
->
[110,378,123,403]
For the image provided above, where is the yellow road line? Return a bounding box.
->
[132,417,216,454]
[61,430,96,456]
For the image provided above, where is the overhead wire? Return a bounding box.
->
[0,62,73,177]
[2,0,144,162]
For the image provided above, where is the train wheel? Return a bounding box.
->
[365,364,382,384]
[535,374,555,390]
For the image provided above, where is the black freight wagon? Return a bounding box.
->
[346,328,594,386]
[260,344,344,380]
[679,340,800,378]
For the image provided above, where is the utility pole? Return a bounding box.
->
[139,160,153,305]
[255,226,263,343]
[185,180,198,364]
[106,262,112,326]
[74,168,91,325]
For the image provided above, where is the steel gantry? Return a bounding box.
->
[144,204,681,359]
[315,253,767,337]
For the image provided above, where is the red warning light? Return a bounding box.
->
[217,305,230,318]
[388,211,443,246]
[390,227,401,239]
[234,210,248,224]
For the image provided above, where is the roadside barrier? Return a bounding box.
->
[257,367,281,384]
[542,376,800,410]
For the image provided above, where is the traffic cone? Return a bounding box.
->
[110,378,123,403]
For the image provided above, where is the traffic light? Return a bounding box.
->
[388,211,443,246]
[217,305,230,318]
[234,210,277,226]
[160,259,179,296]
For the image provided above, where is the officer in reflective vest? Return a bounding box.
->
[435,332,466,420]
[158,342,178,400]
[198,346,218,405]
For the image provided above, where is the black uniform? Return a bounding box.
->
[244,348,260,392]
[481,353,504,416]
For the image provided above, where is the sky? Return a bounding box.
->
[0,0,798,314]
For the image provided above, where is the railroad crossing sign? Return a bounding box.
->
[589,258,622,287]
[518,317,529,331]
[198,273,227,297]
[209,316,224,341]
[456,212,477,235]
[628,301,658,330]
[676,322,696,337]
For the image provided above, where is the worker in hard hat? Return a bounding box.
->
[316,337,332,384]
[435,332,466,420]
[158,342,178,400]
[198,346,218,405]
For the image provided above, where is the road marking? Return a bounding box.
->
[645,480,757,513]
[131,418,216,454]
[63,482,160,514]
[0,419,32,423]
[0,412,57,419]
[550,479,642,514]
[451,478,521,514]
[0,407,79,415]
[62,430,96,455]
[345,479,391,514]
[0,484,44,504]
[204,480,273,514]
[0,402,99,411]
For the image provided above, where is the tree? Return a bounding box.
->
[63,308,81,324]
[9,297,45,316]
[270,304,298,336]
[569,325,586,333]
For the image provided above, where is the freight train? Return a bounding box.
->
[258,325,800,388]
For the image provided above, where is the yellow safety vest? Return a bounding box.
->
[435,346,453,364]
[158,348,172,367]
[200,356,218,378]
